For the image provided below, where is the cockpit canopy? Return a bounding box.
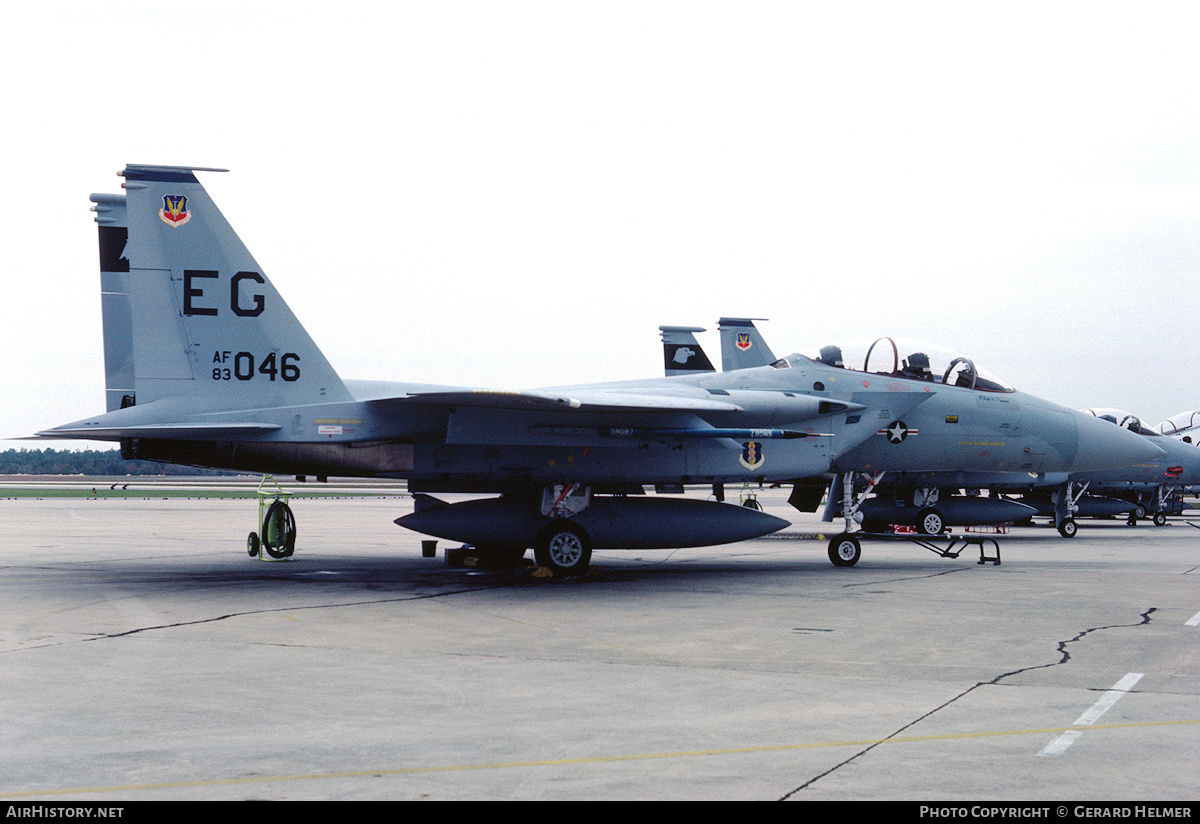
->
[1085,408,1157,436]
[774,336,1015,393]
[1159,410,1200,436]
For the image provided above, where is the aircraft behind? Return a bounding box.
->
[1159,411,1200,441]
[697,319,1190,538]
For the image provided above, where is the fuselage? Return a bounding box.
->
[112,353,1162,493]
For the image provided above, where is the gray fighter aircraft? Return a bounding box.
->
[1008,409,1200,529]
[703,320,1190,539]
[38,165,1164,572]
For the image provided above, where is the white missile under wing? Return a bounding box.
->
[37,165,1163,573]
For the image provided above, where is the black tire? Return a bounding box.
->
[534,523,591,575]
[741,498,763,511]
[247,532,260,557]
[262,499,297,559]
[916,507,945,535]
[1153,512,1167,527]
[828,533,861,567]
[1057,517,1077,538]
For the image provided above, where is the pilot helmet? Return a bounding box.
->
[818,345,844,368]
[905,352,931,373]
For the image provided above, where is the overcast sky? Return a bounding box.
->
[6,2,1200,450]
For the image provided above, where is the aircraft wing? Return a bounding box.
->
[35,396,286,442]
[377,386,854,448]
[389,389,741,413]
[380,386,862,419]
[37,384,857,445]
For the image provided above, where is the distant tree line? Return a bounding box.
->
[0,448,241,476]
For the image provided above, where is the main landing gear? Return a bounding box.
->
[438,520,593,577]
[533,522,592,575]
[431,486,597,577]
[532,484,593,575]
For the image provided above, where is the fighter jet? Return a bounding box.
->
[706,320,1187,539]
[38,165,1163,572]
[1007,409,1200,529]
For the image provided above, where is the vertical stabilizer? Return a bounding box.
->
[93,193,134,412]
[93,165,351,409]
[659,325,715,376]
[717,317,775,371]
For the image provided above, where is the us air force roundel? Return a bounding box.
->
[879,420,918,444]
[740,441,765,470]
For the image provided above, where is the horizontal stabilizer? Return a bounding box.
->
[37,422,282,440]
[411,493,450,513]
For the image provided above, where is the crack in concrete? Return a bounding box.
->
[778,606,1157,800]
[839,567,969,588]
[1,586,497,653]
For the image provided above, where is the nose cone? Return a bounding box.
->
[1070,413,1165,472]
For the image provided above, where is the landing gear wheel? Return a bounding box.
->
[741,498,762,510]
[828,533,861,567]
[262,499,297,559]
[1153,512,1167,527]
[1057,517,1077,538]
[916,507,945,535]
[1135,505,1147,519]
[247,532,260,557]
[534,523,591,575]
